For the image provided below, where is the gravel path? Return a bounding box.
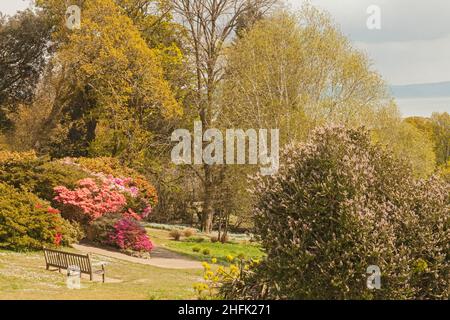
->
[72,244,203,270]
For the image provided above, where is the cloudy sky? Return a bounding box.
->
[290,0,450,86]
[1,0,450,86]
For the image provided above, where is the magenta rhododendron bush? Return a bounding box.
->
[109,218,154,252]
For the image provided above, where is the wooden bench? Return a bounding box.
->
[43,247,106,283]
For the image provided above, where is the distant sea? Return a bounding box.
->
[389,82,450,117]
[395,96,450,118]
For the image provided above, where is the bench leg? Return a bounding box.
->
[90,273,93,281]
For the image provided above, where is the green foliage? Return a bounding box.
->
[0,10,52,131]
[374,121,436,178]
[437,161,450,183]
[0,151,89,201]
[59,219,85,246]
[405,112,450,167]
[430,112,450,165]
[226,126,449,300]
[222,8,389,143]
[0,183,75,251]
[88,213,123,244]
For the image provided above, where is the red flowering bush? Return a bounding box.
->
[109,218,153,252]
[68,157,159,207]
[54,178,127,223]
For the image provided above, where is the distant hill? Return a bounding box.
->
[390,81,450,99]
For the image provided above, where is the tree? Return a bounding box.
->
[217,8,435,228]
[405,112,449,169]
[170,0,277,232]
[374,120,436,178]
[15,0,181,164]
[430,112,450,166]
[221,8,389,145]
[0,10,52,131]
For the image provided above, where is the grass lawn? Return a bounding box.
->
[0,249,202,300]
[146,228,265,264]
[0,228,263,299]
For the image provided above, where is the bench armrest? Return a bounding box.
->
[92,261,107,267]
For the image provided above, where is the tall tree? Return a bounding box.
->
[221,8,389,144]
[405,112,450,167]
[217,6,436,226]
[0,10,52,131]
[170,0,277,232]
[24,0,181,163]
[430,112,450,166]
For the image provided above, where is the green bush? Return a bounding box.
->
[88,213,123,244]
[223,126,449,300]
[192,247,201,253]
[0,151,89,201]
[185,237,205,243]
[202,248,211,256]
[0,183,82,251]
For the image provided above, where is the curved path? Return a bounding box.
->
[72,243,203,270]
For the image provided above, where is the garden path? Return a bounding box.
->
[71,243,203,270]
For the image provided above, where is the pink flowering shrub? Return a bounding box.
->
[223,126,449,300]
[102,175,153,219]
[109,218,153,252]
[53,167,157,254]
[54,178,127,223]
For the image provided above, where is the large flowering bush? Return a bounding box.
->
[54,178,127,223]
[0,152,157,253]
[109,218,153,252]
[225,126,449,300]
[68,157,158,206]
[53,161,158,254]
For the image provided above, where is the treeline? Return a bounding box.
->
[0,0,448,234]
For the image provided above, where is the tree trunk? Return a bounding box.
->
[202,164,214,233]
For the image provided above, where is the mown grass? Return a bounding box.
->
[146,228,265,264]
[0,250,202,300]
[0,228,263,299]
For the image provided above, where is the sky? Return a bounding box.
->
[289,0,450,86]
[1,0,450,87]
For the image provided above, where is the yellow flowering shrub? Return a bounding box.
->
[193,256,261,299]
